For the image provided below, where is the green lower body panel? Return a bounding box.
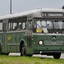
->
[2,45,20,53]
[33,45,64,54]
[25,47,33,55]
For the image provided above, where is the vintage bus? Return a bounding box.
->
[0,9,64,59]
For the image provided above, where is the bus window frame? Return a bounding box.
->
[7,16,27,31]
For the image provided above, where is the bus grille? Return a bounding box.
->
[44,41,64,45]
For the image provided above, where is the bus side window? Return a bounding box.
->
[22,22,26,30]
[16,22,26,30]
[8,17,27,31]
[16,23,22,30]
[0,21,3,32]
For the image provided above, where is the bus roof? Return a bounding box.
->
[0,9,64,20]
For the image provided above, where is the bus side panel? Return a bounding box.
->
[0,33,3,53]
[4,31,25,53]
[24,36,33,55]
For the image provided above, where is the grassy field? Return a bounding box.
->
[0,55,64,64]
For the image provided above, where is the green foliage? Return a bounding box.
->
[0,55,64,64]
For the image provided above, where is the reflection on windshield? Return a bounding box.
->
[33,20,64,33]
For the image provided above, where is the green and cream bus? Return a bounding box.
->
[0,9,64,59]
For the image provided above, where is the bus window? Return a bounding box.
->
[0,21,3,32]
[8,17,27,31]
[53,21,60,29]
[32,19,64,33]
[42,21,48,33]
[33,20,48,33]
[22,22,26,30]
[13,23,17,29]
[62,21,64,29]
[47,21,53,29]
[36,20,43,33]
[15,22,26,30]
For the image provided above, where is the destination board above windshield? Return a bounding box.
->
[42,12,64,18]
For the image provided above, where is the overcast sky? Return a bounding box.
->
[0,0,64,16]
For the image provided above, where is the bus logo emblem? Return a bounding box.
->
[7,35,12,42]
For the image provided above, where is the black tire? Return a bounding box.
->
[0,44,2,54]
[26,54,32,57]
[6,53,9,55]
[20,44,26,56]
[2,53,9,55]
[53,53,61,59]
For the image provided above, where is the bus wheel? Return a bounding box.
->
[53,53,61,59]
[0,44,2,54]
[26,54,32,57]
[20,43,26,56]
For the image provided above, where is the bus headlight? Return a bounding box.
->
[39,41,43,45]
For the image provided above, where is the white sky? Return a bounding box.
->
[0,0,64,16]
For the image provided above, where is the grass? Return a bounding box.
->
[0,55,64,64]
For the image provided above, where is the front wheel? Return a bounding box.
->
[53,53,61,59]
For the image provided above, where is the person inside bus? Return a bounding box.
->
[14,23,22,30]
[33,21,48,33]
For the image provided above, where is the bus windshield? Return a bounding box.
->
[32,20,64,33]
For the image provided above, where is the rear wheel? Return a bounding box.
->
[20,43,26,56]
[53,53,61,59]
[26,54,32,57]
[0,44,2,54]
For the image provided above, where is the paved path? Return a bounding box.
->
[9,53,64,59]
